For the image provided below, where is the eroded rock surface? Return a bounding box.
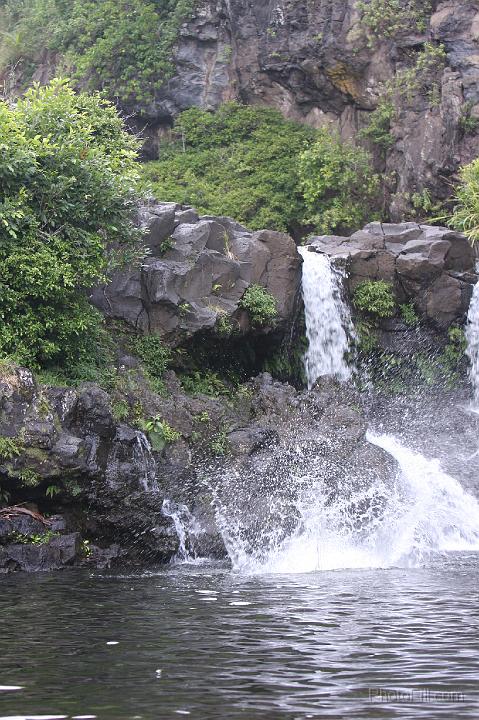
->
[91,202,302,345]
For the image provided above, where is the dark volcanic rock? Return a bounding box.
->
[310,222,477,330]
[92,204,302,345]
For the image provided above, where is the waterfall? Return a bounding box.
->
[162,499,205,563]
[214,435,479,574]
[298,247,354,388]
[466,269,479,405]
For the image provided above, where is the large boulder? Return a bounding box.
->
[92,203,302,345]
[309,222,477,329]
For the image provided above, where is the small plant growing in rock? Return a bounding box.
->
[45,484,61,498]
[10,530,59,546]
[143,416,181,451]
[132,335,171,378]
[210,427,230,456]
[112,399,130,422]
[353,281,396,318]
[400,303,419,327]
[159,236,175,254]
[16,468,42,488]
[193,411,211,424]
[0,436,23,461]
[240,285,277,327]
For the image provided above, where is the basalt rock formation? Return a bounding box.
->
[8,2,479,221]
[91,201,302,348]
[136,0,479,219]
[309,222,478,329]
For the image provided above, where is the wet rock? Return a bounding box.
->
[0,533,80,574]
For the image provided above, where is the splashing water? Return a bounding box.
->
[162,499,206,563]
[298,247,354,388]
[466,266,479,405]
[213,434,479,574]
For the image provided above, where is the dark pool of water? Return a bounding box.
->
[1,554,478,720]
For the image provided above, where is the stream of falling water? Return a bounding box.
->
[298,246,354,387]
[466,264,479,406]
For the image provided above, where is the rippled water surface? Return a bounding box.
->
[1,556,479,720]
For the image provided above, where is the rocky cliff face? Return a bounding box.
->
[135,0,479,219]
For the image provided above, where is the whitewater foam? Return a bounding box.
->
[298,247,354,388]
[215,435,479,575]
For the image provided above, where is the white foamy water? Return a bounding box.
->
[217,435,479,575]
[298,247,354,388]
[466,266,479,405]
[162,499,207,564]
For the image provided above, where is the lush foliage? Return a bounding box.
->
[141,103,316,233]
[298,130,380,234]
[357,0,431,43]
[141,104,379,236]
[450,158,479,245]
[0,79,142,369]
[0,0,196,103]
[239,285,278,327]
[353,281,396,318]
[132,335,172,385]
[138,415,181,451]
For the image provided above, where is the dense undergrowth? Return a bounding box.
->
[0,0,196,103]
[140,103,380,236]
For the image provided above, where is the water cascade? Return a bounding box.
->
[466,265,479,405]
[298,246,354,388]
[162,499,205,563]
[213,434,479,574]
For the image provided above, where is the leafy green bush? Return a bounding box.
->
[239,285,277,327]
[0,0,196,103]
[359,99,395,152]
[400,303,419,327]
[141,105,379,236]
[0,79,142,369]
[298,130,380,234]
[450,158,479,244]
[357,0,431,42]
[181,370,230,397]
[132,335,171,379]
[140,103,316,233]
[0,436,23,461]
[139,416,181,451]
[353,281,396,318]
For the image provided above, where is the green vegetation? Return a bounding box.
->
[9,530,59,545]
[0,79,142,371]
[239,285,277,328]
[298,130,380,234]
[400,303,419,327]
[210,427,230,456]
[450,158,479,244]
[361,44,446,154]
[0,436,23,461]
[353,281,396,318]
[359,99,395,153]
[140,103,379,235]
[132,335,172,392]
[16,468,41,487]
[139,416,181,451]
[0,0,197,103]
[357,0,431,43]
[181,370,230,397]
